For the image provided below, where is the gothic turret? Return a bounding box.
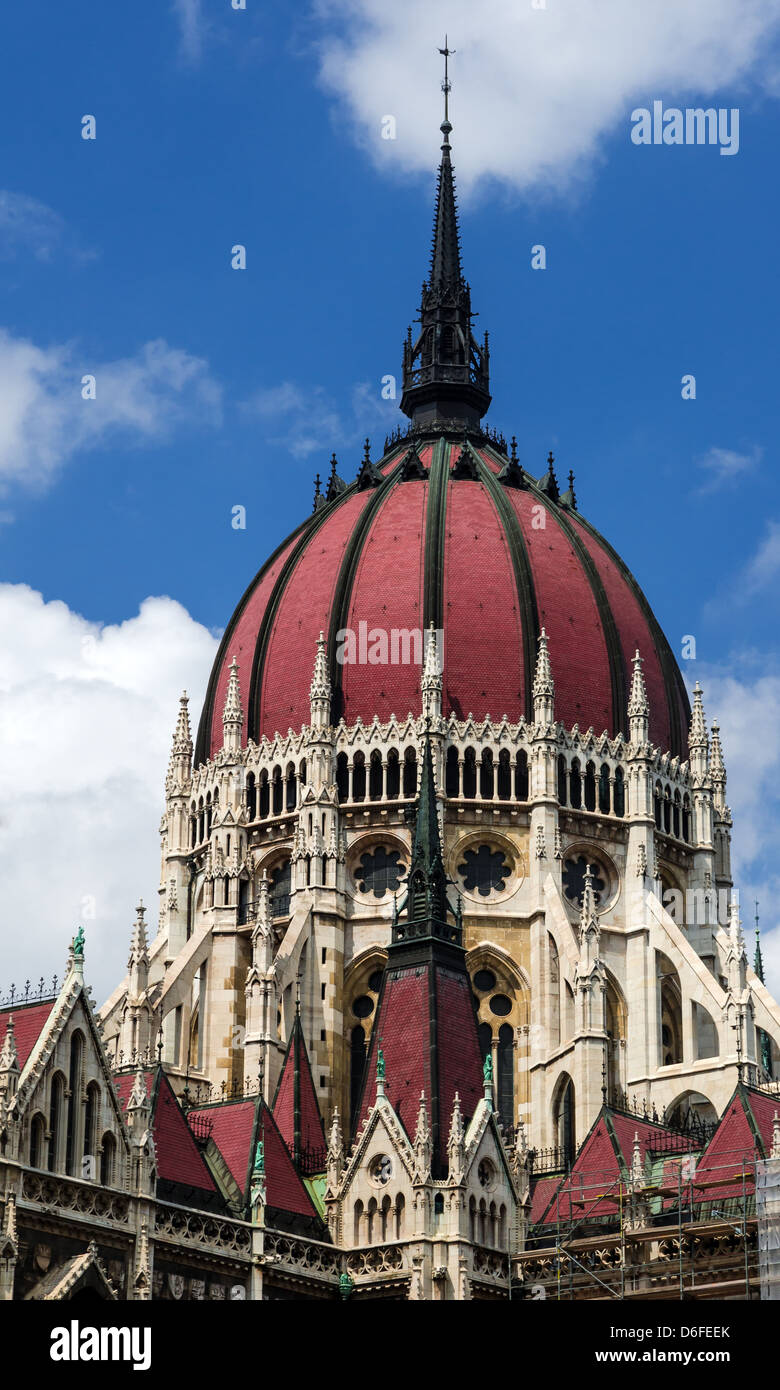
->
[400,45,490,430]
[222,655,243,754]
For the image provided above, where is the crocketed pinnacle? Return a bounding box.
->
[532,627,555,701]
[628,650,649,719]
[310,631,331,703]
[128,901,149,971]
[171,692,192,757]
[223,656,243,726]
[689,682,708,749]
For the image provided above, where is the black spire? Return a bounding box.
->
[393,730,460,946]
[400,41,491,432]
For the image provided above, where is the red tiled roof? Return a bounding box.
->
[687,1090,761,1204]
[273,1019,327,1157]
[529,1175,563,1225]
[539,1110,691,1225]
[188,1098,256,1192]
[115,1068,216,1193]
[187,1096,320,1221]
[357,960,483,1166]
[0,1001,55,1069]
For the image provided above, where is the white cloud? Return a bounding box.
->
[0,331,221,493]
[242,378,397,458]
[172,0,206,65]
[695,444,763,494]
[0,191,93,264]
[742,519,780,594]
[0,585,219,1001]
[314,0,780,196]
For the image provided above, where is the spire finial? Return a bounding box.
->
[400,44,490,429]
[755,899,765,984]
[438,36,455,139]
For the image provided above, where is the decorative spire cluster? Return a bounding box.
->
[628,650,650,743]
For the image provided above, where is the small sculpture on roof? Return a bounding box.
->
[73,925,85,960]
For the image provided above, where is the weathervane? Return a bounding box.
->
[438,36,455,132]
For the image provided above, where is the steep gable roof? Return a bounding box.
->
[187,1095,323,1229]
[272,1013,327,1161]
[114,1067,220,1210]
[687,1086,764,1207]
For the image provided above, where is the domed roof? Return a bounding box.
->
[195,109,689,765]
[194,439,690,763]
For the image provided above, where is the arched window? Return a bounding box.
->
[100,1132,117,1187]
[197,797,205,843]
[381,1194,392,1239]
[336,752,349,803]
[478,1021,492,1064]
[350,1025,366,1128]
[682,795,691,843]
[272,766,283,816]
[497,749,511,800]
[246,772,256,821]
[480,749,494,799]
[48,1073,65,1172]
[83,1082,100,1175]
[366,1197,377,1243]
[65,1033,84,1177]
[469,1195,477,1243]
[446,745,460,798]
[463,748,477,799]
[654,782,662,829]
[190,808,197,847]
[402,747,417,798]
[285,762,297,812]
[553,1075,576,1163]
[673,791,681,839]
[557,754,568,805]
[515,749,529,801]
[270,860,291,918]
[29,1112,46,1169]
[395,1193,405,1239]
[497,1023,514,1128]
[259,770,270,819]
[299,758,307,786]
[386,749,400,799]
[658,954,683,1065]
[584,761,596,812]
[614,766,625,817]
[369,750,383,801]
[598,763,611,815]
[353,1199,363,1246]
[352,752,366,802]
[206,793,213,837]
[663,787,671,834]
[569,759,582,809]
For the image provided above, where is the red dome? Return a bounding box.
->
[195,439,690,763]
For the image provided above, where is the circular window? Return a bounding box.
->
[369,1154,392,1186]
[478,1159,495,1189]
[368,970,384,993]
[355,846,406,898]
[457,844,512,897]
[489,994,512,1017]
[562,854,606,908]
[352,995,374,1019]
[473,969,497,993]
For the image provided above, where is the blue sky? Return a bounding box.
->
[1,0,779,996]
